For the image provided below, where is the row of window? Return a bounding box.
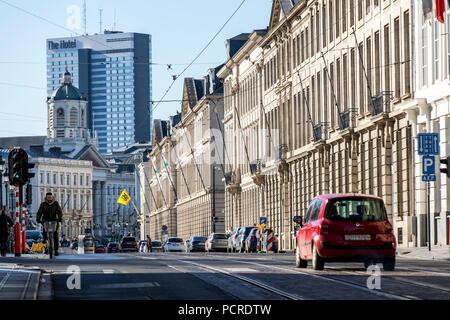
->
[41,191,90,211]
[39,172,91,187]
[106,100,134,106]
[47,60,77,66]
[106,75,134,81]
[106,69,133,75]
[47,51,77,58]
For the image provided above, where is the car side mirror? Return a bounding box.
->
[293,216,303,227]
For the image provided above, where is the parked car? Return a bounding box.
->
[139,240,148,252]
[25,230,43,248]
[151,240,162,252]
[244,228,259,253]
[235,227,255,253]
[107,242,119,253]
[60,239,70,247]
[293,194,397,271]
[163,237,185,252]
[186,236,207,252]
[120,236,138,252]
[205,233,228,252]
[227,228,240,253]
[95,244,106,254]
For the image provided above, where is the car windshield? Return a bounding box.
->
[152,241,161,246]
[123,237,136,242]
[213,234,227,239]
[324,198,387,222]
[243,227,253,236]
[168,238,183,243]
[192,237,206,242]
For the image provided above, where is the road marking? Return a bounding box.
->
[223,268,256,273]
[90,282,160,289]
[102,269,115,274]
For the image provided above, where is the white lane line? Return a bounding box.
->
[222,267,257,273]
[102,269,115,274]
[90,282,160,289]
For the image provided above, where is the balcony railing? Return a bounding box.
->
[275,144,288,161]
[371,91,392,116]
[249,159,263,175]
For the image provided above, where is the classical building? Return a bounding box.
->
[173,69,226,241]
[139,67,226,241]
[220,0,415,250]
[0,71,135,241]
[402,3,450,247]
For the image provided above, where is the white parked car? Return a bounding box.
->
[163,237,185,252]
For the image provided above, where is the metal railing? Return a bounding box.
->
[339,109,351,130]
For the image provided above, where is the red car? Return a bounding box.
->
[293,194,396,271]
[95,245,106,254]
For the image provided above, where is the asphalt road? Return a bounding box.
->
[2,249,450,300]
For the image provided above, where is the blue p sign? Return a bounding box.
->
[422,156,435,175]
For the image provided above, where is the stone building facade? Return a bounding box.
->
[220,0,415,249]
[402,2,450,247]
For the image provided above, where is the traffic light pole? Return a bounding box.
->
[22,203,26,254]
[14,184,21,257]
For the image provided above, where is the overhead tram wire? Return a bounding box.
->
[133,0,248,134]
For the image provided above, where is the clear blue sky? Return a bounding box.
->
[0,0,272,137]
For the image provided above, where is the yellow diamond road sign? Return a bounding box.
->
[258,223,265,229]
[117,189,131,205]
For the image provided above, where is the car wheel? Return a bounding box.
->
[311,243,325,270]
[382,256,396,271]
[295,247,308,268]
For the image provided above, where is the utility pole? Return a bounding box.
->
[212,165,216,233]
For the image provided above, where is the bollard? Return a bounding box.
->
[22,204,26,253]
[14,184,21,257]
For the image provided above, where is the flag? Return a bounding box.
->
[150,158,164,195]
[117,189,131,206]
[423,0,433,19]
[436,0,445,23]
[161,152,177,198]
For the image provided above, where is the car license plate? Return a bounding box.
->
[344,234,371,241]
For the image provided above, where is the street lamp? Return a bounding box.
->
[0,155,5,208]
[211,164,223,234]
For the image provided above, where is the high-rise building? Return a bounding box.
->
[46,31,152,154]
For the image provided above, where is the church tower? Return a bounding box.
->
[45,69,97,153]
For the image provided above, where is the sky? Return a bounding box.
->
[0,0,273,138]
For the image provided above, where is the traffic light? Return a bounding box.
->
[440,156,450,179]
[27,162,35,182]
[25,184,32,205]
[8,148,28,185]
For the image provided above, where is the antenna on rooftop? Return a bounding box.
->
[99,8,103,33]
[83,0,87,35]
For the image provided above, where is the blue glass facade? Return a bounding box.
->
[46,32,152,154]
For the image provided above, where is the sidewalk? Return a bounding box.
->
[0,264,43,300]
[396,246,450,261]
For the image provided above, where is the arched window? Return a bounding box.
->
[81,108,85,126]
[56,108,65,127]
[69,107,78,126]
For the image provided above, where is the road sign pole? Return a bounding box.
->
[14,184,21,257]
[427,181,431,252]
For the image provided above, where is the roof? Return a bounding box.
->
[49,70,85,101]
[315,194,384,201]
[225,33,251,60]
[0,136,46,150]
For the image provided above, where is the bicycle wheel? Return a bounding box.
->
[49,233,54,259]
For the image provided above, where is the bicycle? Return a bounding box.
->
[42,220,58,259]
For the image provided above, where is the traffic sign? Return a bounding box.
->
[259,217,267,225]
[161,225,168,231]
[418,133,439,155]
[422,175,436,182]
[422,156,436,175]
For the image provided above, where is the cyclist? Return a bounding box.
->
[36,192,63,256]
[0,206,13,257]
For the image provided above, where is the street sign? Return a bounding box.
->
[418,133,439,155]
[259,217,267,225]
[161,230,168,235]
[422,175,436,182]
[161,225,168,231]
[422,156,436,175]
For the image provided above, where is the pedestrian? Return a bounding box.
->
[147,235,152,253]
[0,206,13,257]
[36,192,63,256]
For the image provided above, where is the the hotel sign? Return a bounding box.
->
[48,39,77,50]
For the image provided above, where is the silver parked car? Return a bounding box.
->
[227,228,240,253]
[205,233,228,252]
